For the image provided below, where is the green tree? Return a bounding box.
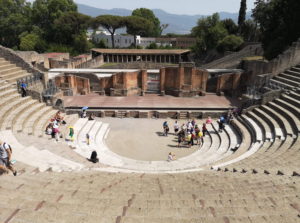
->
[240,19,260,42]
[92,15,126,48]
[252,0,300,59]
[217,35,244,52]
[125,16,153,47]
[191,13,228,52]
[146,42,158,49]
[31,0,77,42]
[0,0,32,48]
[238,0,247,33]
[52,12,91,45]
[19,32,47,52]
[221,19,238,35]
[132,8,161,37]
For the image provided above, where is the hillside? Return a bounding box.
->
[77,4,251,34]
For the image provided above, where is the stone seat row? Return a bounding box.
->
[0,83,61,138]
[214,81,300,176]
[0,170,299,223]
[0,57,32,83]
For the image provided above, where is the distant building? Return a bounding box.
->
[93,32,135,48]
[92,32,196,49]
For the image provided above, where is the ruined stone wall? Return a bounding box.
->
[164,67,178,91]
[216,72,242,96]
[0,45,47,86]
[202,44,263,69]
[75,55,104,69]
[242,38,300,85]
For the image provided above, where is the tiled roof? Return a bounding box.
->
[91,48,190,55]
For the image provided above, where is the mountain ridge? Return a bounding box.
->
[77,4,251,34]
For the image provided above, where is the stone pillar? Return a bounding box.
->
[123,72,128,90]
[83,78,90,94]
[141,69,147,95]
[177,65,184,95]
[198,70,208,94]
[232,73,242,95]
[160,68,166,95]
[191,67,196,90]
[126,55,129,63]
[112,74,117,88]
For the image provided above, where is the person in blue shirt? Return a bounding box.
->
[20,81,27,97]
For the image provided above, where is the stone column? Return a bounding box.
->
[126,55,129,63]
[160,68,166,95]
[141,69,147,95]
[177,65,184,96]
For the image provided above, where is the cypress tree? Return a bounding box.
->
[238,0,247,33]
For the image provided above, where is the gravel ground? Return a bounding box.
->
[103,117,206,161]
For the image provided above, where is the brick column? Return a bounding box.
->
[160,68,166,95]
[141,70,147,95]
[178,66,184,89]
[232,73,242,95]
[123,72,128,89]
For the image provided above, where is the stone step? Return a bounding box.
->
[13,103,46,132]
[286,68,300,77]
[0,63,15,71]
[2,72,32,83]
[0,70,28,81]
[268,101,300,134]
[32,108,58,137]
[253,108,284,140]
[269,79,296,90]
[242,115,263,142]
[0,100,38,130]
[0,66,21,75]
[275,98,300,120]
[0,97,32,128]
[260,105,293,136]
[288,91,300,101]
[273,75,300,87]
[0,87,16,99]
[281,93,300,107]
[23,106,54,135]
[246,111,272,141]
[279,72,300,83]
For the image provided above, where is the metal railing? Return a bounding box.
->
[16,72,43,92]
[42,80,59,98]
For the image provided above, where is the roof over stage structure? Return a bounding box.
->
[91,48,191,64]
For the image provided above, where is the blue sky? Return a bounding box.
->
[74,0,256,15]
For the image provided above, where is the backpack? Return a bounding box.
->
[3,142,12,153]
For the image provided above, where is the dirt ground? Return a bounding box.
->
[103,117,205,161]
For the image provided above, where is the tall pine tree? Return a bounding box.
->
[238,0,247,33]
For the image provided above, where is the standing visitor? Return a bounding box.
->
[69,126,74,142]
[20,81,27,97]
[0,141,17,176]
[174,121,179,135]
[202,123,208,136]
[86,133,90,145]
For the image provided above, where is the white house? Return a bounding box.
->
[93,32,136,48]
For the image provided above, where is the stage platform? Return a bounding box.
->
[63,94,239,110]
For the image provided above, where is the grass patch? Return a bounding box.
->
[243,56,266,61]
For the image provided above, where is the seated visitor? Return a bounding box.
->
[88,151,99,163]
[88,113,95,121]
[167,152,176,161]
[206,116,212,124]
